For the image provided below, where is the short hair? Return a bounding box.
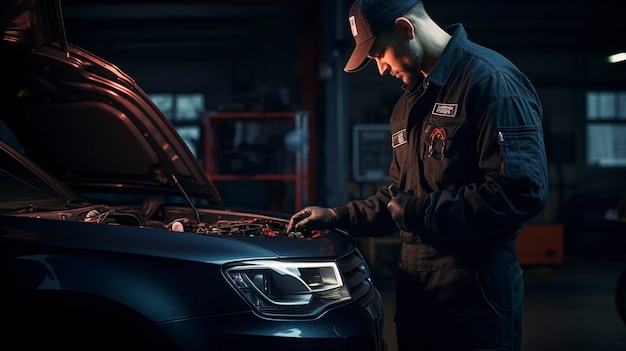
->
[379,1,427,35]
[405,1,427,20]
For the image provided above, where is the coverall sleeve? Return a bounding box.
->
[333,185,399,237]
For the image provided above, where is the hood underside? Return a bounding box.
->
[1,0,223,205]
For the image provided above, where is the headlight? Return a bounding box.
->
[224,260,351,317]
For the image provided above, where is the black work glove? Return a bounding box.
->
[387,184,417,232]
[286,206,339,233]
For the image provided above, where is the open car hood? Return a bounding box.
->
[1,0,224,205]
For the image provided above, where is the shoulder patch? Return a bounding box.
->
[432,103,458,117]
[392,129,407,148]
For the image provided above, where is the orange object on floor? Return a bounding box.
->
[517,223,564,265]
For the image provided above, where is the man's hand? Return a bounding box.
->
[286,206,339,233]
[387,184,413,232]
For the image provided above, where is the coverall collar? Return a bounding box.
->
[425,23,468,88]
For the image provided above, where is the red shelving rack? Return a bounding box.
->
[203,111,309,212]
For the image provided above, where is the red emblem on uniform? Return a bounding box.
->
[428,127,447,159]
[429,127,447,141]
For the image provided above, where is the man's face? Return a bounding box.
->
[367,27,422,86]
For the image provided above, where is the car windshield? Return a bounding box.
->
[0,124,69,211]
[0,155,69,211]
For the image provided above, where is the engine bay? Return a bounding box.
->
[10,202,325,239]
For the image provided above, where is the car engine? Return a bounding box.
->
[11,203,324,239]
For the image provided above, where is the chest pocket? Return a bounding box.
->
[420,122,469,190]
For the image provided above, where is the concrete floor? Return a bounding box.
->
[376,258,626,351]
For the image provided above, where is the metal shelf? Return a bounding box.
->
[203,111,309,212]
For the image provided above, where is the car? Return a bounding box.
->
[0,1,385,350]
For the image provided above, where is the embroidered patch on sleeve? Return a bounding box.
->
[392,129,407,148]
[432,103,458,117]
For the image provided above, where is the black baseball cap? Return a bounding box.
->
[344,0,421,72]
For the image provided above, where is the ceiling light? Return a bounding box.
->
[607,52,626,64]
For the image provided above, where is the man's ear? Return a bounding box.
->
[394,17,415,40]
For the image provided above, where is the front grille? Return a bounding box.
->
[337,248,386,351]
[337,248,376,306]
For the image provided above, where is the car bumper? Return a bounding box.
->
[158,291,386,351]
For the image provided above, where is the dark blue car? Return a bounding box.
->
[0,1,385,350]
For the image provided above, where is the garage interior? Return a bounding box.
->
[60,0,626,350]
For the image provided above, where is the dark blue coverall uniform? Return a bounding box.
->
[332,24,549,350]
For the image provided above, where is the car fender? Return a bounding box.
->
[0,289,179,350]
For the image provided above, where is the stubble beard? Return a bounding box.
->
[402,50,422,86]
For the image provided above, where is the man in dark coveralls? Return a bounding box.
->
[286,0,548,350]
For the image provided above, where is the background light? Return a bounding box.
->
[607,52,626,64]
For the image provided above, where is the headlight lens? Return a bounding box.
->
[224,260,351,317]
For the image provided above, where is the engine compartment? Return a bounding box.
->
[10,201,325,239]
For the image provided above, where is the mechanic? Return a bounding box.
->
[286,0,548,350]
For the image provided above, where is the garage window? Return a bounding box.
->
[586,91,626,167]
[149,93,205,159]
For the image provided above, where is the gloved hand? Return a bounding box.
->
[286,206,339,233]
[387,184,415,232]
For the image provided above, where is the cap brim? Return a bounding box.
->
[344,36,375,73]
